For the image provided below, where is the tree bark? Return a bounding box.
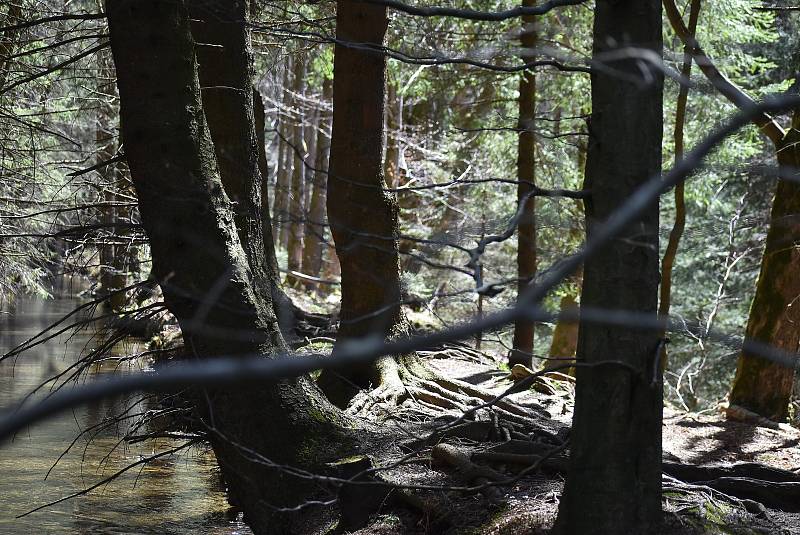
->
[553,1,663,533]
[320,0,406,403]
[729,122,800,421]
[510,0,537,368]
[189,1,294,335]
[106,1,352,531]
[302,78,333,286]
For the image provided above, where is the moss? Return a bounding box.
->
[307,406,329,423]
[296,436,325,465]
[702,500,730,525]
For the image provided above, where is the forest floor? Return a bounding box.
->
[143,292,800,534]
[338,349,800,535]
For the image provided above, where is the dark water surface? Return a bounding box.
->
[0,281,251,534]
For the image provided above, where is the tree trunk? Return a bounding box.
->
[0,2,22,90]
[320,0,406,403]
[510,1,537,368]
[662,0,798,421]
[548,288,579,373]
[384,79,403,189]
[659,0,701,368]
[303,105,319,213]
[255,87,296,334]
[729,122,800,421]
[106,1,352,532]
[302,78,333,286]
[189,2,294,335]
[95,46,126,310]
[273,59,293,247]
[285,54,306,287]
[546,137,587,375]
[553,1,663,533]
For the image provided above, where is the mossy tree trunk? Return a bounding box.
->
[729,123,800,421]
[319,0,408,404]
[554,0,664,532]
[189,2,294,335]
[106,1,354,531]
[511,0,537,368]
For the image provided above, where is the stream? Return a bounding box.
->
[0,280,251,534]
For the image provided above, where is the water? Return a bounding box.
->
[0,282,251,534]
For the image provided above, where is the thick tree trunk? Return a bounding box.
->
[729,123,800,421]
[106,1,352,532]
[302,78,333,286]
[285,54,307,287]
[189,2,294,335]
[511,2,537,368]
[320,0,406,402]
[553,1,664,533]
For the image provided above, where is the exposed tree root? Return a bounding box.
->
[663,461,800,512]
[345,356,409,414]
[724,403,786,430]
[472,450,568,473]
[290,305,336,344]
[431,443,506,504]
[340,351,553,434]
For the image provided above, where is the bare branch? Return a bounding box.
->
[360,0,587,21]
[662,0,785,144]
[2,96,799,442]
[0,12,105,34]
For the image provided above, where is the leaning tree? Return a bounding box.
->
[106,0,358,531]
[664,0,800,422]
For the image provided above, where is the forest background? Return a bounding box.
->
[1,0,800,533]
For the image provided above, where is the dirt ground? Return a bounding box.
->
[662,408,800,470]
[343,353,800,535]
